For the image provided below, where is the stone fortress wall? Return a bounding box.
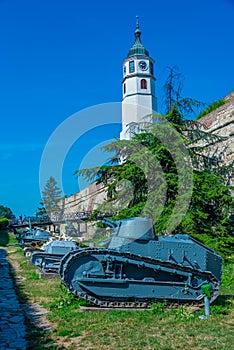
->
[58,182,107,238]
[60,182,107,214]
[199,91,234,185]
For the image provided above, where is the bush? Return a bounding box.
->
[0,217,9,230]
[191,232,234,259]
[197,99,226,119]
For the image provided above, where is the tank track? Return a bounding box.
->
[31,252,64,273]
[60,248,220,309]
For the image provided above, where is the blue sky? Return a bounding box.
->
[0,0,234,218]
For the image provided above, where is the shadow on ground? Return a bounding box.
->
[0,232,65,350]
[9,259,66,350]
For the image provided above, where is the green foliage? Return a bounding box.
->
[35,201,47,217]
[0,205,14,219]
[7,232,19,246]
[151,302,197,321]
[0,229,9,246]
[0,217,9,230]
[49,283,89,310]
[210,296,233,316]
[181,171,234,227]
[163,66,205,116]
[28,271,40,280]
[41,176,62,216]
[173,306,195,320]
[191,233,234,258]
[197,99,226,119]
[150,300,168,315]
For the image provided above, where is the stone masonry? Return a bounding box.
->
[57,182,108,237]
[0,249,27,350]
[199,91,234,185]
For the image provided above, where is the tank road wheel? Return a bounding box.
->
[62,253,105,295]
[24,248,33,258]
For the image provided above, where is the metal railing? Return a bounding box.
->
[9,211,114,226]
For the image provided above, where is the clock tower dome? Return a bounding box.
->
[120,17,157,140]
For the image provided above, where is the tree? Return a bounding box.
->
[163,66,207,121]
[36,201,47,217]
[76,95,234,256]
[41,176,62,218]
[0,205,14,219]
[0,218,9,230]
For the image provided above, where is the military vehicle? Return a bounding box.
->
[30,239,78,274]
[59,217,222,308]
[16,228,52,248]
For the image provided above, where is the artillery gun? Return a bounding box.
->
[30,239,79,274]
[60,217,223,308]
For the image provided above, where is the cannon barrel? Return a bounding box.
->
[102,217,118,228]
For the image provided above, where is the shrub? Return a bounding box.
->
[0,217,9,230]
[197,99,226,119]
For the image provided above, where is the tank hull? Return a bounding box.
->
[60,248,220,307]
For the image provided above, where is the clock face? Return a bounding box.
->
[138,61,148,71]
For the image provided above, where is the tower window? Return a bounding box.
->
[123,83,126,94]
[141,79,147,89]
[129,60,135,73]
[150,62,154,75]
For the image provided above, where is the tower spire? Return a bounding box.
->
[134,15,141,42]
[127,17,149,58]
[136,15,139,30]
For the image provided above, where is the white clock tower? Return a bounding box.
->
[120,17,157,140]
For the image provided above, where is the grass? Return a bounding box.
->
[2,231,234,350]
[197,99,226,119]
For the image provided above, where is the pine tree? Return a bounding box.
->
[41,176,62,218]
[35,202,47,217]
[0,205,14,219]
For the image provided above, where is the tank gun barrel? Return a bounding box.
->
[102,217,118,228]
